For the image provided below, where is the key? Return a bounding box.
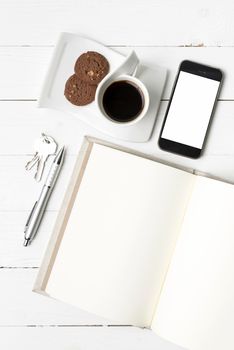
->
[34,135,57,182]
[25,134,47,171]
[25,153,39,171]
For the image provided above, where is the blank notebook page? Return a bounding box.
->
[152,176,234,350]
[45,144,194,327]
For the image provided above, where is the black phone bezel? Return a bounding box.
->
[158,60,223,159]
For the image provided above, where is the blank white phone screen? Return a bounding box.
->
[161,71,220,149]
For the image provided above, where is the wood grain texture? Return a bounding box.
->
[0,1,233,46]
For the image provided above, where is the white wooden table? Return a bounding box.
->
[1,1,234,349]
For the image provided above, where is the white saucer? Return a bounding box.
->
[38,32,167,143]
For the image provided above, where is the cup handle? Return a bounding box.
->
[131,62,139,77]
[99,50,139,85]
[117,50,139,77]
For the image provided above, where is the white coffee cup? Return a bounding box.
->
[95,51,150,126]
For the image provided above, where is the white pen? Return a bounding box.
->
[23,146,65,246]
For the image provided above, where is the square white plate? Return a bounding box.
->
[38,32,167,142]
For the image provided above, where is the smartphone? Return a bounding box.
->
[158,60,223,158]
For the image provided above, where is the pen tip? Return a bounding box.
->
[23,239,29,247]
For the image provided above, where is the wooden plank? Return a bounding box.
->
[0,47,51,100]
[0,0,233,46]
[0,211,57,267]
[0,326,183,350]
[0,269,120,326]
[0,46,234,99]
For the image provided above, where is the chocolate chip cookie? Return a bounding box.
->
[64,74,97,106]
[74,51,109,85]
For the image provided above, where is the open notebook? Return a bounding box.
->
[34,137,234,350]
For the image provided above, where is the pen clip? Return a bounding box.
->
[24,201,38,233]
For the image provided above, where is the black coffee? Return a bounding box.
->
[102,80,144,122]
